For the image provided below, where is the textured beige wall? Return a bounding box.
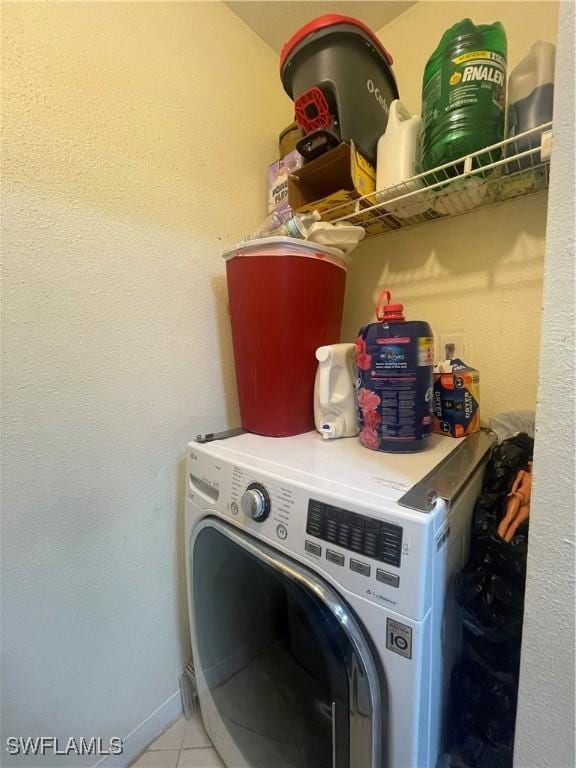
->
[514,3,576,765]
[1,2,291,763]
[342,1,558,420]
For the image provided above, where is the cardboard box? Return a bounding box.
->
[287,142,376,221]
[433,359,480,438]
[267,149,303,215]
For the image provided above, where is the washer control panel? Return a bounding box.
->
[231,465,295,539]
[306,499,403,567]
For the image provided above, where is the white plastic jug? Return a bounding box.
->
[314,343,358,440]
[508,41,555,147]
[375,100,428,218]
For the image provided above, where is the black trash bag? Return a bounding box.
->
[481,432,534,497]
[448,657,517,768]
[472,491,505,536]
[449,433,534,767]
[473,432,534,538]
[455,535,527,641]
[463,627,521,683]
[455,433,533,641]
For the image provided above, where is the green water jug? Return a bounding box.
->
[421,19,507,171]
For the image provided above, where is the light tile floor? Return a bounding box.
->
[131,713,223,768]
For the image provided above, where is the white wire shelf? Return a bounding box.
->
[320,122,553,237]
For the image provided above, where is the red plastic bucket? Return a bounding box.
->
[224,237,350,437]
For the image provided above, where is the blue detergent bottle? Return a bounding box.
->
[355,290,434,453]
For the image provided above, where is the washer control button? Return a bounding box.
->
[305,540,322,557]
[350,559,371,577]
[230,501,239,515]
[376,569,400,588]
[326,550,345,566]
[276,524,288,540]
[241,483,271,522]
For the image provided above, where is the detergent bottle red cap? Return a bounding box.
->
[376,290,405,322]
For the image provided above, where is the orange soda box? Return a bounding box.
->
[433,359,480,438]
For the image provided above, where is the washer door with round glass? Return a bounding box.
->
[190,519,386,768]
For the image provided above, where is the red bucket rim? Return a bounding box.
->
[280,14,394,72]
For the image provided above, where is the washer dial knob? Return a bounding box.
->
[241,483,271,522]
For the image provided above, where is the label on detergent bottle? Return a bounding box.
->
[356,329,434,451]
[420,20,508,170]
[423,50,506,124]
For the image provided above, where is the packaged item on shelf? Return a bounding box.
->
[280,14,399,163]
[224,237,350,437]
[243,210,320,242]
[355,290,434,453]
[421,19,507,171]
[433,358,480,438]
[288,141,375,220]
[267,149,304,215]
[507,41,555,162]
[375,100,429,218]
[314,343,359,440]
[278,122,302,156]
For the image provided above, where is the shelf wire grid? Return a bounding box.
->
[319,122,552,237]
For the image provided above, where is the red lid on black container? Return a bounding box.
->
[280,14,394,72]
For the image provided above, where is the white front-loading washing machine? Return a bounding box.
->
[184,430,492,768]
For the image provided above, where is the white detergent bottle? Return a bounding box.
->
[375,100,429,218]
[314,343,359,440]
[507,41,555,158]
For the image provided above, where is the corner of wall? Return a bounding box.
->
[514,2,576,764]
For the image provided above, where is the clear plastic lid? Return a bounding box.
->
[222,236,351,270]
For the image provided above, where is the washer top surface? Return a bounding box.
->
[191,431,464,506]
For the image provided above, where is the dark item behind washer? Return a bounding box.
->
[280,15,399,164]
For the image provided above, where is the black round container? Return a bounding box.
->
[280,15,399,164]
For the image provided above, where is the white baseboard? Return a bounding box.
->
[92,690,182,768]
